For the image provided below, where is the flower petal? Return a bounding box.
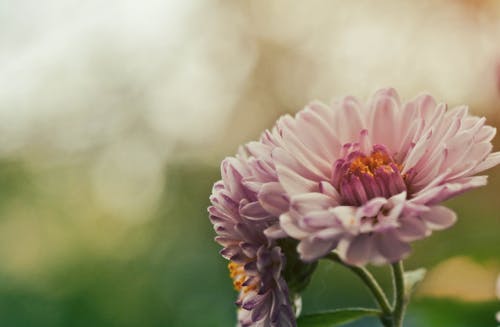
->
[344,234,373,266]
[421,206,457,230]
[276,164,318,195]
[374,230,411,263]
[396,216,429,242]
[290,192,336,215]
[258,182,289,217]
[279,213,310,239]
[297,236,337,262]
[240,201,273,221]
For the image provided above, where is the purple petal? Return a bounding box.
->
[344,234,373,266]
[396,216,429,242]
[374,230,411,263]
[263,224,287,239]
[250,294,271,322]
[242,293,267,311]
[240,242,259,257]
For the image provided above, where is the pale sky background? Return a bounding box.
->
[1,0,500,160]
[0,0,499,223]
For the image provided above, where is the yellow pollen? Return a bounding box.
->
[227,261,258,293]
[348,151,401,176]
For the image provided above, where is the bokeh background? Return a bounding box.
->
[1,0,500,326]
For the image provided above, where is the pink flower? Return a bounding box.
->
[209,147,295,326]
[263,88,500,265]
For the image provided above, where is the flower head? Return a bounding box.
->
[209,147,296,326]
[263,88,500,265]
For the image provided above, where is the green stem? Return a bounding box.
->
[391,261,406,327]
[325,253,393,326]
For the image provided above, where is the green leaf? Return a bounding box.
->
[279,238,318,293]
[403,268,426,296]
[297,308,381,327]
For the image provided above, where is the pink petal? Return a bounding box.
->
[319,181,341,202]
[301,211,337,228]
[472,152,500,174]
[370,94,399,151]
[258,182,289,217]
[356,197,387,218]
[312,227,345,240]
[297,236,337,262]
[290,193,336,215]
[330,206,358,228]
[334,96,365,143]
[416,94,437,121]
[410,146,446,189]
[240,201,273,221]
[276,164,318,195]
[431,176,488,205]
[397,101,418,150]
[245,141,271,159]
[279,213,310,239]
[410,175,487,205]
[242,179,263,193]
[221,158,246,198]
[272,147,326,181]
[421,205,457,230]
[475,125,496,143]
[402,129,433,174]
[306,102,342,155]
[279,125,331,177]
[295,107,339,162]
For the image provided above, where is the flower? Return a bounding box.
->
[208,148,296,326]
[262,88,500,265]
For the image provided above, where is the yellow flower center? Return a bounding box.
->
[228,261,258,293]
[348,150,398,176]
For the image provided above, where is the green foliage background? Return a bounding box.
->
[0,161,498,326]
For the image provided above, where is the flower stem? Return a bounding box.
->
[325,253,393,326]
[391,261,406,327]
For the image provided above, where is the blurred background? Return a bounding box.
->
[0,0,499,326]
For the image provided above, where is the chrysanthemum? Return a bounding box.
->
[262,88,500,265]
[209,148,296,326]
